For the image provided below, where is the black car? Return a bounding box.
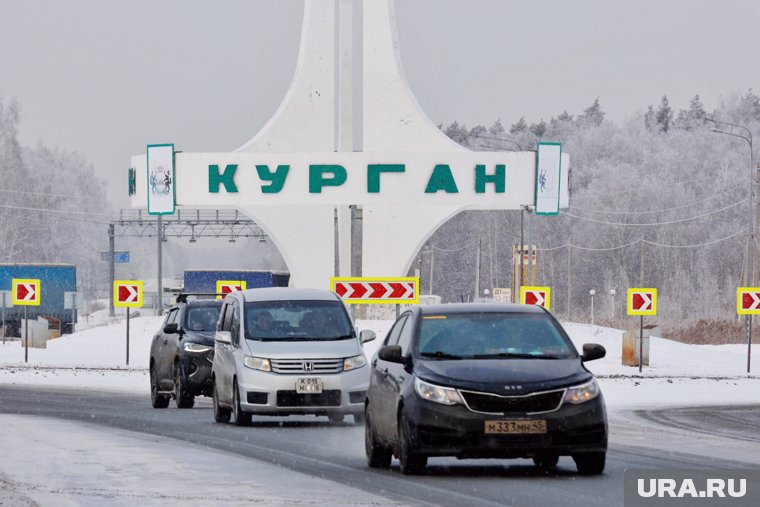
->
[150,295,223,409]
[364,303,608,475]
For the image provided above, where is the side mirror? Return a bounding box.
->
[360,329,376,344]
[215,331,232,345]
[581,343,606,362]
[163,323,179,334]
[377,345,404,364]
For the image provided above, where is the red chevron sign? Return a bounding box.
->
[12,279,41,306]
[114,280,143,308]
[737,287,760,315]
[627,288,657,316]
[331,277,419,304]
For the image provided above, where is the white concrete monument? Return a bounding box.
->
[130,0,569,289]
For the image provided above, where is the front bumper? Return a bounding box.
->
[237,365,369,416]
[404,393,607,459]
[180,350,214,396]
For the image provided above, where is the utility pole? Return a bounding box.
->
[475,238,481,299]
[567,244,572,320]
[108,223,115,317]
[429,247,435,295]
[639,238,645,286]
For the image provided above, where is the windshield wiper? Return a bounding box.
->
[470,353,566,359]
[420,351,464,359]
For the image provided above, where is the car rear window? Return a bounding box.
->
[184,305,222,332]
[244,300,353,341]
[416,313,575,359]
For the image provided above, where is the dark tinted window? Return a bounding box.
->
[230,303,241,346]
[244,300,353,341]
[184,305,222,332]
[221,303,233,332]
[384,314,408,346]
[416,313,574,359]
[396,314,415,355]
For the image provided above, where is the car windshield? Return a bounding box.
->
[416,313,575,359]
[184,305,221,332]
[244,300,353,341]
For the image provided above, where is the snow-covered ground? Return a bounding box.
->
[2,315,759,506]
[1,316,757,409]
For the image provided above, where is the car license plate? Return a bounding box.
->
[484,420,547,434]
[296,377,323,394]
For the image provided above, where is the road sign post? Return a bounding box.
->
[519,286,551,310]
[12,279,41,363]
[627,288,657,373]
[331,277,419,305]
[114,281,144,366]
[736,287,760,373]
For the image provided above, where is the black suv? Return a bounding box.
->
[150,294,223,409]
[365,303,608,475]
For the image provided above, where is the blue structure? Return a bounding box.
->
[183,269,290,293]
[0,263,77,335]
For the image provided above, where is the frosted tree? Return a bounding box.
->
[655,95,673,132]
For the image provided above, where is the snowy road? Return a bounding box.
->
[2,386,759,507]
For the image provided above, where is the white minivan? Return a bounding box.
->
[211,288,375,426]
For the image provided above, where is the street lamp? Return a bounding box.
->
[519,205,533,296]
[589,289,596,325]
[707,118,755,373]
[706,118,754,283]
[609,289,616,320]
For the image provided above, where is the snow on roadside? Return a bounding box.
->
[1,316,758,409]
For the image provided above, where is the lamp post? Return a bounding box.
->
[706,118,754,282]
[609,289,616,320]
[519,204,533,297]
[589,289,596,325]
[707,118,754,373]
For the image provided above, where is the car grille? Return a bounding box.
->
[270,358,343,374]
[460,388,565,415]
[276,390,342,407]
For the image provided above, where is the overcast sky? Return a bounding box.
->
[1,0,758,207]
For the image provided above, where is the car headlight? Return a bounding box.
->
[183,342,213,353]
[343,354,367,371]
[243,356,271,372]
[563,379,600,404]
[414,377,464,406]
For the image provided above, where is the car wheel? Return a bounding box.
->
[573,452,606,475]
[398,413,427,475]
[150,364,170,409]
[327,413,345,424]
[365,410,391,468]
[212,379,231,423]
[533,454,559,470]
[233,379,252,426]
[174,362,195,409]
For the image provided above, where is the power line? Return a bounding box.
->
[0,188,103,200]
[0,203,110,217]
[536,228,747,252]
[563,198,747,226]
[569,182,746,215]
[431,241,475,252]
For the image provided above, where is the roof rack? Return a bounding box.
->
[176,293,225,303]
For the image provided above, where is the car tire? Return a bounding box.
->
[365,410,391,468]
[327,413,345,424]
[212,379,231,423]
[573,452,606,475]
[233,379,252,426]
[150,364,170,409]
[398,413,427,475]
[174,362,195,409]
[533,454,559,470]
